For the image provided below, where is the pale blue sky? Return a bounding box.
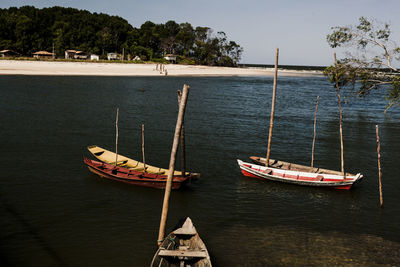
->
[1,0,399,66]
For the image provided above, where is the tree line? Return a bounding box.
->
[0,6,243,66]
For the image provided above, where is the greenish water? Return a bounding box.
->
[0,75,399,266]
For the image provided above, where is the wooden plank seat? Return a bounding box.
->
[158,248,207,258]
[128,167,165,175]
[107,160,128,166]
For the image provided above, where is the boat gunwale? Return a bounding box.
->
[250,156,358,177]
[238,159,363,187]
[84,158,189,183]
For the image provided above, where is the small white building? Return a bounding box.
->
[90,54,99,61]
[132,55,141,61]
[107,53,119,60]
[164,54,176,63]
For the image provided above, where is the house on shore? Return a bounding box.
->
[33,51,55,59]
[0,50,20,58]
[90,54,99,61]
[164,54,177,63]
[65,50,88,60]
[107,53,119,60]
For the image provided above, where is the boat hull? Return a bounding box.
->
[238,159,363,189]
[84,158,189,189]
[87,145,200,178]
[151,217,212,267]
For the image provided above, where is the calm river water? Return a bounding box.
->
[0,74,399,266]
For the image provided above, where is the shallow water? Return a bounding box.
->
[0,75,399,266]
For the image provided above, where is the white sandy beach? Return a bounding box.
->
[0,60,321,76]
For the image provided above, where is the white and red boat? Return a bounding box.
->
[237,157,363,190]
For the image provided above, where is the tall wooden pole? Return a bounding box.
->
[266,48,279,167]
[177,90,186,177]
[311,96,319,168]
[115,108,119,167]
[376,125,383,207]
[334,53,345,176]
[142,124,146,172]
[158,84,190,245]
[180,125,186,177]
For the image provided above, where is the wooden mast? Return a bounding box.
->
[177,90,186,177]
[158,84,190,245]
[266,48,279,167]
[334,53,345,176]
[142,124,146,172]
[376,125,383,207]
[311,96,319,168]
[115,108,119,167]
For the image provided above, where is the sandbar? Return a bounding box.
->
[0,60,321,77]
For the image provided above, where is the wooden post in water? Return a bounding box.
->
[115,108,119,167]
[376,125,383,207]
[311,96,319,168]
[177,90,186,177]
[180,125,186,177]
[158,84,190,245]
[142,124,146,172]
[334,53,345,176]
[266,48,279,167]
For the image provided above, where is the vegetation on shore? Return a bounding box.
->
[324,17,400,111]
[0,6,243,66]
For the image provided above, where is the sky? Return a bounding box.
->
[1,0,400,66]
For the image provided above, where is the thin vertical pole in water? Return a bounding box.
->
[177,90,186,177]
[158,84,190,246]
[376,125,383,207]
[311,96,319,168]
[115,108,119,167]
[266,48,279,167]
[334,53,345,177]
[142,124,146,172]
[180,125,186,177]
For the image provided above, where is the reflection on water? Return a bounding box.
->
[0,75,399,266]
[212,224,400,266]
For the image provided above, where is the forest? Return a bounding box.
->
[0,6,243,66]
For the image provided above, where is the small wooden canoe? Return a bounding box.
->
[237,159,363,190]
[151,217,212,267]
[88,145,199,178]
[84,158,190,189]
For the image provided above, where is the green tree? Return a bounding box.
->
[0,6,243,66]
[324,17,400,112]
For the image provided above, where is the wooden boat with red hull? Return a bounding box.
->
[87,145,200,178]
[84,158,190,189]
[237,159,363,190]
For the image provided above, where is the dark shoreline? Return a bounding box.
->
[239,63,327,71]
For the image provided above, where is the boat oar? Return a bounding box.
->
[157,84,190,246]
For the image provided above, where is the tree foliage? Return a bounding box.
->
[0,6,243,66]
[324,17,400,112]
